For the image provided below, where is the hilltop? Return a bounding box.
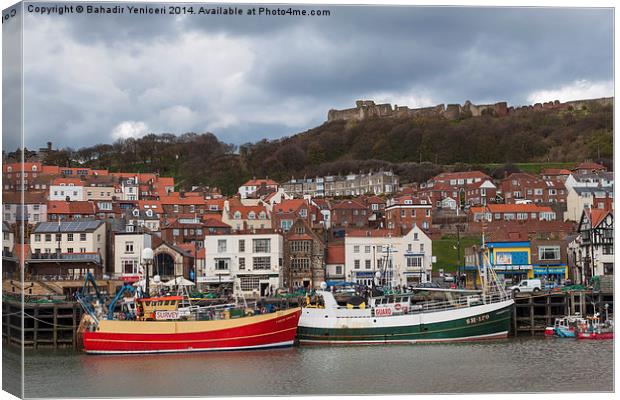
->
[12,97,613,194]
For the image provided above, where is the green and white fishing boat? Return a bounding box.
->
[298,242,514,345]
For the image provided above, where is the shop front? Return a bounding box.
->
[532,265,568,284]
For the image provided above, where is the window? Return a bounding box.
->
[291,258,310,270]
[517,213,528,220]
[364,246,371,253]
[238,240,245,252]
[365,260,371,269]
[414,232,418,241]
[248,211,256,220]
[299,208,307,218]
[291,240,311,252]
[125,242,134,253]
[238,258,245,270]
[80,233,87,241]
[407,256,422,268]
[411,209,416,217]
[35,234,41,242]
[353,245,360,253]
[354,260,360,269]
[80,248,86,253]
[335,265,343,275]
[67,248,73,253]
[253,239,270,253]
[173,229,180,237]
[217,240,227,253]
[539,246,560,261]
[534,189,543,195]
[420,244,425,253]
[295,225,305,234]
[280,220,293,231]
[67,233,73,241]
[253,256,271,270]
[215,258,230,270]
[240,276,260,291]
[603,245,614,255]
[55,234,62,242]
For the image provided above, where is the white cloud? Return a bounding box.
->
[111,121,149,140]
[526,80,613,104]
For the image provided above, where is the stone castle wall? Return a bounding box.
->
[326,97,613,123]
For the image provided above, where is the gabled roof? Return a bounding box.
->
[574,162,607,171]
[331,199,367,210]
[589,209,613,228]
[484,204,554,213]
[273,199,308,214]
[228,204,269,219]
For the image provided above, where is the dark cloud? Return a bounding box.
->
[13,3,613,150]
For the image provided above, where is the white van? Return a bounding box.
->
[509,279,542,294]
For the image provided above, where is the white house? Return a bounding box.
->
[30,220,107,266]
[564,172,613,191]
[49,178,85,201]
[113,230,152,279]
[201,232,283,297]
[238,178,279,199]
[565,186,614,222]
[344,225,433,287]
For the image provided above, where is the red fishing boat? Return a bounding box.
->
[76,274,301,354]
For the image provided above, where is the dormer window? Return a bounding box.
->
[234,211,242,220]
[248,211,256,220]
[146,209,153,217]
[132,209,140,217]
[259,211,267,219]
[7,166,12,172]
[32,165,37,171]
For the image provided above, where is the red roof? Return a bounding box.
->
[326,244,345,264]
[203,218,231,228]
[590,209,611,228]
[176,243,196,257]
[2,162,42,173]
[541,168,572,176]
[273,199,308,213]
[51,177,84,186]
[47,201,96,214]
[229,204,269,219]
[331,200,366,210]
[159,195,206,205]
[241,179,278,187]
[483,204,553,213]
[138,200,162,210]
[574,162,606,171]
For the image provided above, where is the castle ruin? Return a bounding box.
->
[326,97,613,123]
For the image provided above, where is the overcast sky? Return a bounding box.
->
[3,3,614,151]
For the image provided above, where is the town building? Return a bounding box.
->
[564,172,614,191]
[47,201,96,221]
[500,172,567,204]
[49,178,85,201]
[344,226,433,287]
[574,209,614,281]
[282,219,325,290]
[330,199,370,229]
[325,244,345,282]
[238,178,279,199]
[384,195,433,234]
[112,229,153,281]
[282,170,399,197]
[221,200,270,232]
[2,192,48,225]
[564,186,614,222]
[271,198,323,231]
[28,220,106,278]
[201,231,283,297]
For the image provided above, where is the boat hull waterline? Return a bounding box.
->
[298,300,514,344]
[83,308,301,354]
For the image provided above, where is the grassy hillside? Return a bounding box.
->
[432,235,481,273]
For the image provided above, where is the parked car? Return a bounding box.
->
[508,279,542,294]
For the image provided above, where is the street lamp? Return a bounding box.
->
[141,247,154,297]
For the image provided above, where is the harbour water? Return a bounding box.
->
[4,338,613,397]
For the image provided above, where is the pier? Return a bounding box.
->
[2,299,82,349]
[512,290,614,336]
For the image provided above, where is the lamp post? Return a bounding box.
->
[141,247,154,297]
